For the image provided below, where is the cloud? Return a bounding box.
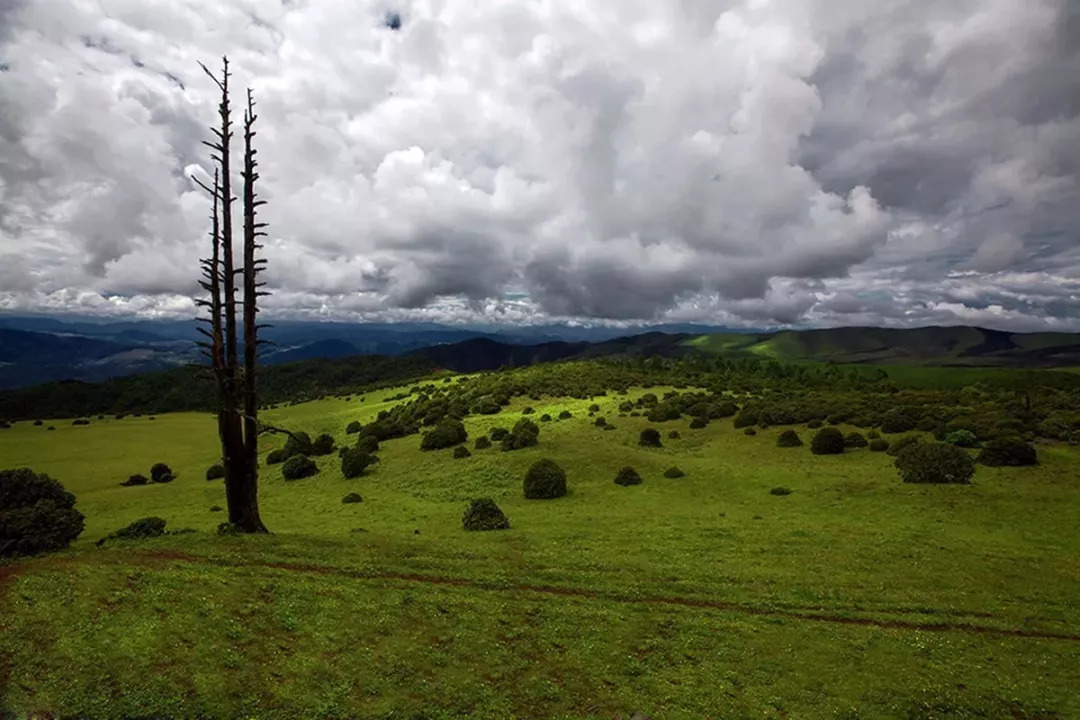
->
[0,0,1078,331]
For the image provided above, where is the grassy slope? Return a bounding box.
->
[2,386,1080,718]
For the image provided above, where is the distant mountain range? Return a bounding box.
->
[0,314,739,389]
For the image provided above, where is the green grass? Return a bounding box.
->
[2,387,1080,718]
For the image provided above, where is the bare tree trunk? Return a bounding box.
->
[196,56,268,534]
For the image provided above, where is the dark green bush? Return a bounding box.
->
[844,432,868,449]
[588,404,600,412]
[346,421,362,434]
[210,505,223,512]
[619,401,634,413]
[462,498,510,531]
[614,466,643,486]
[33,419,43,426]
[540,414,552,422]
[867,429,881,440]
[490,427,509,441]
[558,410,572,420]
[881,407,920,434]
[770,487,793,496]
[744,428,757,436]
[887,435,921,457]
[283,431,314,459]
[807,419,824,429]
[311,433,336,456]
[594,416,607,427]
[777,429,803,447]
[869,439,890,452]
[121,473,149,487]
[0,468,85,557]
[96,516,167,547]
[895,443,975,484]
[639,428,662,447]
[689,417,708,429]
[206,464,225,481]
[420,419,468,451]
[663,467,685,479]
[524,459,567,499]
[733,409,758,429]
[646,402,681,422]
[266,448,286,465]
[453,445,471,459]
[668,430,681,439]
[473,397,501,415]
[977,437,1037,467]
[150,463,174,484]
[282,455,318,481]
[341,449,376,479]
[342,492,363,504]
[602,424,617,431]
[72,418,90,426]
[356,434,379,454]
[944,429,978,447]
[522,407,535,415]
[810,428,845,455]
[475,435,491,450]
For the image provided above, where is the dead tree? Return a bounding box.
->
[194,56,269,533]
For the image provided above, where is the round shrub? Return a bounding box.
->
[603,424,617,431]
[266,448,286,465]
[490,427,509,441]
[881,407,919,434]
[475,435,491,450]
[522,407,535,415]
[770,487,793,496]
[807,419,824,429]
[473,397,501,415]
[462,498,510,531]
[810,428,845,455]
[594,416,607,427]
[668,430,681,440]
[944,429,979,448]
[558,410,572,420]
[869,439,890,453]
[121,473,149,487]
[777,429,803,448]
[895,443,975,484]
[342,492,363,504]
[867,428,881,440]
[0,468,85,557]
[976,437,1037,467]
[523,459,567,499]
[743,428,757,436]
[311,433,336,456]
[283,432,314,460]
[205,464,225,481]
[47,426,55,431]
[614,466,643,486]
[732,409,758,429]
[453,445,472,459]
[540,414,552,422]
[356,434,380,454]
[346,421,363,435]
[689,417,708,430]
[282,455,318,481]
[844,432,868,449]
[420,419,468,451]
[663,467,685,479]
[72,418,90,426]
[33,420,43,426]
[639,428,662,447]
[150,463,174,484]
[886,435,921,457]
[341,449,376,479]
[589,404,600,412]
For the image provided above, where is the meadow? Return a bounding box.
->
[2,381,1080,718]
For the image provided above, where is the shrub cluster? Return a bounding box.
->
[501,418,540,451]
[895,443,975,484]
[462,498,510,531]
[420,419,468,451]
[777,429,803,447]
[341,449,377,478]
[95,516,167,547]
[0,468,85,557]
[614,466,643,486]
[976,437,1037,467]
[810,428,845,455]
[523,459,567,499]
[282,455,318,481]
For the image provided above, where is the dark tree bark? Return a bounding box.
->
[194,57,268,533]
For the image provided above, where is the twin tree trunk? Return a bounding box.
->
[195,57,269,533]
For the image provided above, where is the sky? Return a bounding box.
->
[0,0,1078,331]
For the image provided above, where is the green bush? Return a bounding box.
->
[420,419,468,451]
[0,468,85,557]
[462,498,510,531]
[346,421,362,435]
[977,437,1037,467]
[867,428,881,440]
[614,466,643,486]
[205,464,225,481]
[540,414,552,422]
[732,409,758,429]
[150,463,173,483]
[646,401,681,422]
[777,429,803,447]
[881,407,920,434]
[588,404,600,412]
[522,407,535,415]
[639,428,662,447]
[95,516,167,547]
[513,417,540,436]
[689,417,708,429]
[770,487,793,496]
[474,436,491,450]
[342,493,363,504]
[869,439,890,452]
[473,397,502,415]
[121,473,149,487]
[311,433,336,456]
[668,430,681,439]
[266,448,286,465]
[807,419,824,429]
[844,432,868,448]
[558,410,573,420]
[523,459,567,499]
[743,428,757,436]
[283,432,314,460]
[895,443,975,484]
[944,429,978,447]
[282,455,318,481]
[341,449,376,479]
[887,435,921,457]
[594,416,607,427]
[33,419,43,426]
[490,427,509,441]
[663,467,685,478]
[356,434,379,454]
[453,445,471,459]
[810,428,845,455]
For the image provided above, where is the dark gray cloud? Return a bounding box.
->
[0,0,1078,331]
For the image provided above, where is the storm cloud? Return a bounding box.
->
[0,0,1077,329]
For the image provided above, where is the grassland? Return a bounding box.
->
[2,382,1080,718]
